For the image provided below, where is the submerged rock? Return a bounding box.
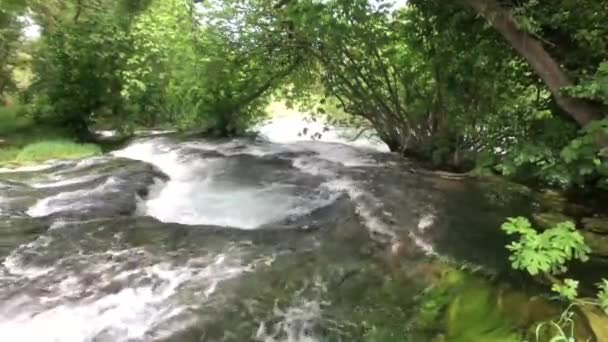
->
[532,212,574,230]
[407,266,558,342]
[535,190,568,213]
[582,217,608,234]
[581,231,608,257]
[3,135,608,341]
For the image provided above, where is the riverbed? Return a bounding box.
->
[0,117,579,341]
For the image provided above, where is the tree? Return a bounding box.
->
[0,0,25,105]
[25,0,149,138]
[462,0,605,128]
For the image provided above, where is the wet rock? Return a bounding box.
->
[581,231,608,257]
[101,280,124,294]
[498,293,558,328]
[261,194,352,230]
[535,190,568,213]
[532,212,574,230]
[180,147,225,160]
[5,135,608,341]
[582,217,608,234]
[409,267,523,341]
[29,160,166,220]
[0,217,49,258]
[579,305,608,342]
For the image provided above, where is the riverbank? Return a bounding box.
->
[0,106,101,167]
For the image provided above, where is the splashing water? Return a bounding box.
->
[0,116,543,342]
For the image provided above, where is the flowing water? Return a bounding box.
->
[0,117,574,341]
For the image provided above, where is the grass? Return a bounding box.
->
[14,140,100,162]
[0,106,102,167]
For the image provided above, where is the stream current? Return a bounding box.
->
[0,117,539,341]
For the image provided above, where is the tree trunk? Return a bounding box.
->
[464,0,604,127]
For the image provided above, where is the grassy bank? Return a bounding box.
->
[0,106,101,167]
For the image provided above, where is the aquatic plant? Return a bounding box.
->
[501,217,590,277]
[501,216,608,340]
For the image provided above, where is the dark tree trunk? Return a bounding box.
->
[465,0,605,127]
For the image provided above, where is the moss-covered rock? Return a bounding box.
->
[406,266,555,342]
[579,305,608,342]
[582,217,608,234]
[444,282,522,342]
[534,190,568,213]
[525,307,597,342]
[532,212,574,230]
[581,231,608,257]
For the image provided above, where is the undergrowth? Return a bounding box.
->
[0,106,101,166]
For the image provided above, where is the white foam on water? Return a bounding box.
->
[30,173,101,189]
[256,299,323,342]
[1,120,400,341]
[2,235,55,278]
[417,214,435,232]
[113,139,339,228]
[26,177,122,217]
[291,141,378,169]
[112,138,185,176]
[322,179,396,241]
[0,247,250,342]
[182,138,376,170]
[256,119,395,239]
[68,156,113,171]
[143,181,325,228]
[97,130,117,138]
[134,129,176,136]
[408,231,437,256]
[404,213,438,256]
[0,160,68,173]
[257,116,389,152]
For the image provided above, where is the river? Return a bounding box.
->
[0,117,573,341]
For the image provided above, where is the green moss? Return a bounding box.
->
[445,283,521,342]
[409,267,524,342]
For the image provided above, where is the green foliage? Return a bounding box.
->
[0,1,25,102]
[0,106,30,133]
[566,62,608,105]
[598,279,608,314]
[551,279,579,301]
[560,119,608,189]
[501,217,608,341]
[276,0,579,173]
[496,117,608,190]
[24,0,297,137]
[8,0,608,189]
[0,106,100,165]
[14,140,100,162]
[27,9,134,137]
[501,217,589,276]
[534,308,577,342]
